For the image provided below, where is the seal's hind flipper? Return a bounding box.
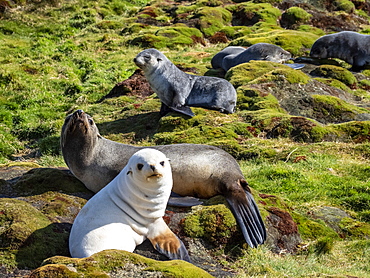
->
[226,190,266,248]
[148,221,191,262]
[169,106,195,117]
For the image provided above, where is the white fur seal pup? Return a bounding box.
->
[69,148,191,261]
[221,43,292,72]
[61,110,266,248]
[134,48,237,117]
[310,31,370,71]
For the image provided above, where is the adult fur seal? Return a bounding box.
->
[69,148,191,261]
[221,43,292,72]
[61,109,266,248]
[310,31,370,71]
[134,48,237,117]
[211,46,246,69]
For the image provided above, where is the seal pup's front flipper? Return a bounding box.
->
[225,181,266,248]
[169,105,195,117]
[147,219,191,262]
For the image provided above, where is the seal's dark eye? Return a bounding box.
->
[160,161,165,166]
[137,164,144,170]
[88,119,94,125]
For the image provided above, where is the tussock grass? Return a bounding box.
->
[239,139,370,218]
[234,241,370,277]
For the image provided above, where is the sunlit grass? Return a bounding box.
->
[234,240,370,278]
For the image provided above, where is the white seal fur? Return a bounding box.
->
[69,148,190,261]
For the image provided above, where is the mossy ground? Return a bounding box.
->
[30,250,213,278]
[0,0,370,277]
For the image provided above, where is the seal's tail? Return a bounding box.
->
[226,189,266,248]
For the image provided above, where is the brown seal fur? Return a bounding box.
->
[61,110,266,248]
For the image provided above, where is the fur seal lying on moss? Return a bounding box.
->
[211,46,246,69]
[69,148,191,261]
[134,48,237,117]
[61,110,266,248]
[221,43,292,72]
[310,31,370,71]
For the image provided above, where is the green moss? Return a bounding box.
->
[95,20,124,30]
[154,124,238,145]
[130,25,204,49]
[184,204,238,244]
[250,67,310,85]
[219,26,252,39]
[226,60,291,88]
[0,198,70,269]
[12,167,89,196]
[335,0,355,13]
[296,25,325,36]
[155,26,204,44]
[284,7,312,24]
[230,29,319,56]
[314,77,353,93]
[339,217,370,238]
[236,86,283,111]
[311,95,369,122]
[38,250,214,278]
[25,191,87,220]
[120,23,149,34]
[311,65,357,87]
[291,211,340,241]
[153,109,241,145]
[29,264,82,278]
[228,3,281,26]
[129,34,167,49]
[195,6,232,36]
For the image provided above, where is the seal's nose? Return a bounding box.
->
[133,58,137,63]
[150,165,155,171]
[76,109,84,116]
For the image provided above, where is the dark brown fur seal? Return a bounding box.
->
[133,48,237,117]
[61,109,266,248]
[310,31,370,71]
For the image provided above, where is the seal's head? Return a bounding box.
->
[310,37,332,59]
[310,43,327,59]
[133,48,168,74]
[253,43,291,63]
[126,148,172,191]
[61,109,100,149]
